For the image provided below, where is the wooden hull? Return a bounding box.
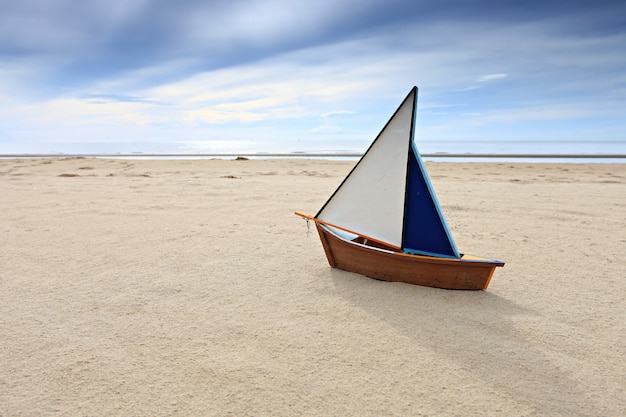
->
[316,224,504,290]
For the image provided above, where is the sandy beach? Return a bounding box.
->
[1,157,624,416]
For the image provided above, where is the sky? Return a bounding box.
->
[1,0,625,155]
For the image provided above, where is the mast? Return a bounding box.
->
[400,89,460,258]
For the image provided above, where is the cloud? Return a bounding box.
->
[476,74,507,82]
[320,111,355,118]
[76,93,162,104]
[313,110,356,134]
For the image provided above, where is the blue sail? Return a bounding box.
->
[401,143,460,258]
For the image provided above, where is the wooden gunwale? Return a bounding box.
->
[315,223,504,290]
[294,211,401,251]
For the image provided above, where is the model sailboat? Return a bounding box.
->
[295,86,504,290]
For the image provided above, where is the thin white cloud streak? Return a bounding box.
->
[320,111,355,118]
[477,74,507,82]
[313,111,356,134]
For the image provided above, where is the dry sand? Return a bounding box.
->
[1,157,624,416]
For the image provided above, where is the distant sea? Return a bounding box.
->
[1,139,624,163]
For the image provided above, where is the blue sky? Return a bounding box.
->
[1,0,625,154]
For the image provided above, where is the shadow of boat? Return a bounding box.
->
[328,268,605,416]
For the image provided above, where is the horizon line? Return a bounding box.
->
[1,153,626,159]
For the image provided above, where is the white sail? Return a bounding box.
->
[315,88,416,248]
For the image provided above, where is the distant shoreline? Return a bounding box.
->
[1,153,626,159]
